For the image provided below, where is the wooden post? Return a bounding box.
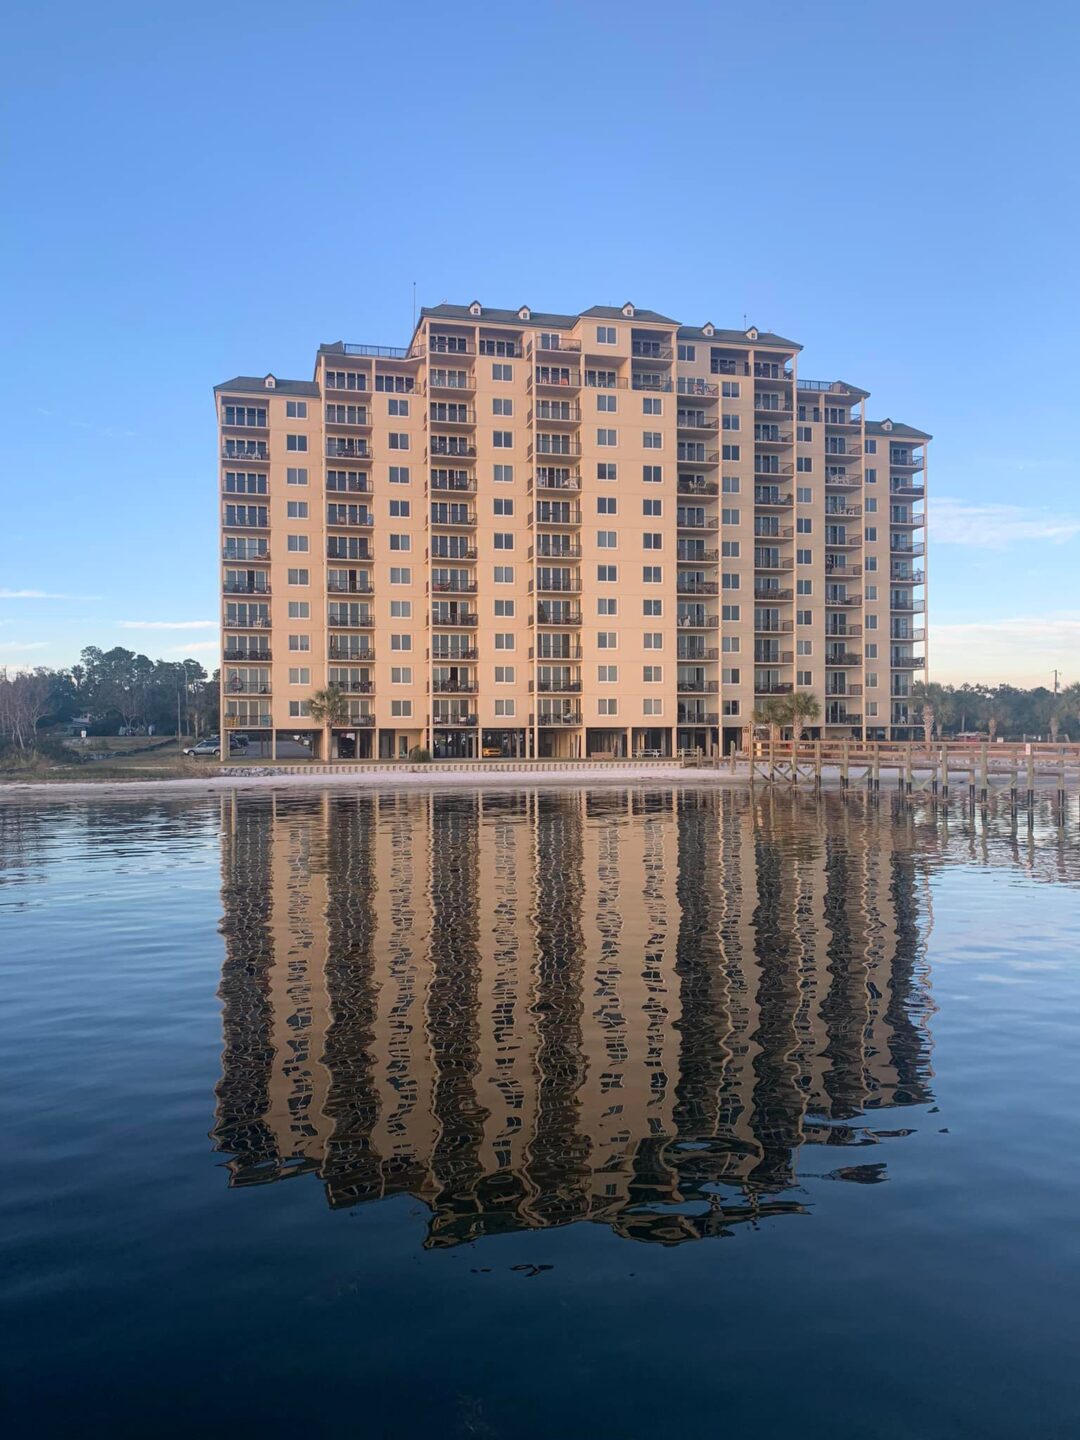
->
[1026,747,1035,824]
[814,738,822,791]
[729,740,736,774]
[979,743,988,805]
[905,741,914,795]
[841,738,849,791]
[1058,749,1067,822]
[871,742,880,794]
[768,734,775,783]
[940,746,948,800]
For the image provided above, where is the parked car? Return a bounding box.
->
[184,737,223,758]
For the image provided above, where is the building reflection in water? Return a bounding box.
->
[212,788,936,1246]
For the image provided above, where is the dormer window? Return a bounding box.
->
[622,302,635,318]
[882,419,893,432]
[703,323,715,337]
[518,306,531,321]
[746,327,759,341]
[264,374,277,389]
[469,301,482,317]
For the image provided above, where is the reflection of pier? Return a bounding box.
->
[212,788,936,1245]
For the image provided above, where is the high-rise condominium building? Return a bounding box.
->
[216,301,929,760]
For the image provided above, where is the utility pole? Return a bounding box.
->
[1053,668,1060,696]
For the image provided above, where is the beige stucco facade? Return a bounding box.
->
[216,302,929,758]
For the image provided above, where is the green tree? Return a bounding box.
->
[787,691,821,741]
[308,684,350,756]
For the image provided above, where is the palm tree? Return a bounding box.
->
[787,691,820,742]
[308,684,350,759]
[912,680,945,742]
[751,697,789,743]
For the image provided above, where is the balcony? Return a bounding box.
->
[427,371,475,394]
[531,368,582,391]
[327,578,374,594]
[529,439,582,460]
[825,683,863,700]
[430,546,478,563]
[754,401,794,419]
[330,679,375,694]
[223,613,271,629]
[533,574,583,594]
[753,554,794,572]
[891,539,926,557]
[327,611,374,629]
[428,405,477,429]
[677,546,720,564]
[530,335,581,355]
[531,402,582,425]
[222,545,270,562]
[428,438,477,458]
[753,652,794,667]
[754,524,794,542]
[891,627,926,643]
[224,712,271,729]
[534,604,583,625]
[677,445,720,465]
[347,715,377,728]
[431,608,478,627]
[325,475,372,495]
[431,646,479,662]
[533,679,583,694]
[754,487,794,508]
[429,473,477,493]
[326,439,370,460]
[222,580,271,596]
[677,512,719,530]
[531,643,583,661]
[327,511,374,529]
[755,617,794,633]
[328,642,376,660]
[430,509,477,528]
[676,577,719,595]
[677,612,719,629]
[631,340,673,361]
[677,707,720,725]
[825,534,862,550]
[889,511,925,530]
[325,407,371,429]
[428,336,476,357]
[432,679,479,694]
[677,477,720,497]
[753,428,794,447]
[534,710,583,727]
[677,679,720,694]
[825,708,861,726]
[824,592,862,607]
[430,578,477,595]
[223,678,272,696]
[753,461,794,477]
[754,585,794,602]
[825,623,862,640]
[824,503,862,519]
[677,377,719,400]
[891,655,927,670]
[890,452,926,471]
[533,544,583,562]
[677,645,719,662]
[677,413,719,432]
[753,363,794,382]
[891,567,925,585]
[223,647,271,662]
[890,479,925,500]
[533,503,582,526]
[754,683,794,697]
[530,470,582,493]
[222,441,269,462]
[826,651,862,667]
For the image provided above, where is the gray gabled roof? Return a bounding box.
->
[214,375,321,397]
[866,419,932,441]
[797,378,871,399]
[676,324,802,350]
[420,302,678,328]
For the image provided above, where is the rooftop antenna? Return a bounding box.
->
[412,281,417,332]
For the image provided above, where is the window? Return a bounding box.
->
[597,496,617,514]
[643,533,662,549]
[494,532,514,550]
[492,363,513,381]
[494,599,515,616]
[643,431,662,449]
[865,555,878,571]
[866,701,879,718]
[598,462,618,480]
[796,517,813,534]
[643,565,662,582]
[722,635,740,652]
[390,634,412,651]
[678,343,696,361]
[865,439,877,454]
[866,614,878,630]
[721,414,740,431]
[596,325,616,344]
[493,398,513,416]
[389,533,410,551]
[722,667,740,684]
[495,665,515,683]
[288,634,310,651]
[797,486,812,504]
[388,398,409,416]
[597,632,617,648]
[494,565,514,583]
[493,463,514,483]
[287,501,308,518]
[866,583,878,600]
[287,534,309,552]
[797,548,812,565]
[493,497,514,515]
[721,573,740,589]
[865,496,877,512]
[643,599,662,615]
[865,642,878,659]
[598,665,618,682]
[721,381,740,398]
[598,698,618,715]
[597,428,616,447]
[390,567,411,584]
[797,609,812,625]
[643,465,663,483]
[721,539,739,558]
[493,431,512,448]
[391,666,412,684]
[865,468,877,484]
[643,498,662,516]
[866,672,879,688]
[285,400,307,418]
[644,633,662,648]
[796,457,813,473]
[721,507,740,525]
[286,467,308,486]
[723,700,740,716]
[494,633,515,650]
[596,599,618,618]
[643,665,662,682]
[722,604,740,621]
[391,700,413,717]
[797,670,812,687]
[797,425,812,442]
[597,531,617,548]
[288,667,310,685]
[287,568,309,585]
[390,499,411,517]
[390,600,412,618]
[287,602,310,619]
[597,394,617,412]
[797,579,813,595]
[598,564,617,581]
[797,639,812,655]
[722,475,740,494]
[288,700,311,717]
[642,397,662,415]
[495,699,516,716]
[643,698,663,716]
[722,444,740,460]
[389,465,410,484]
[389,433,410,450]
[865,526,878,542]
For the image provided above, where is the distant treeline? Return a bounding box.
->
[913,681,1080,741]
[0,646,219,748]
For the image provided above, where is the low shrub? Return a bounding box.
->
[408,746,432,763]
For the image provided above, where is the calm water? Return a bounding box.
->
[3,786,1080,1438]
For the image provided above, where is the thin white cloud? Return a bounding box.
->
[163,640,220,654]
[933,497,1080,549]
[0,641,49,653]
[118,620,218,630]
[932,612,1080,687]
[0,588,100,600]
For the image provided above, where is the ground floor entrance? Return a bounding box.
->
[481,728,527,759]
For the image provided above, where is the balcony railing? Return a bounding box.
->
[754,683,794,696]
[430,579,477,595]
[431,608,478,627]
[677,378,719,399]
[754,585,794,602]
[326,439,370,459]
[433,712,479,727]
[677,478,719,497]
[676,578,719,595]
[222,442,269,461]
[754,489,794,508]
[328,643,376,660]
[533,710,582,726]
[223,648,271,662]
[223,679,272,695]
[677,708,720,725]
[222,581,271,596]
[534,605,583,625]
[676,514,720,530]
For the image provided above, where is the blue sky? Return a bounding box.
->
[2,0,1078,685]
